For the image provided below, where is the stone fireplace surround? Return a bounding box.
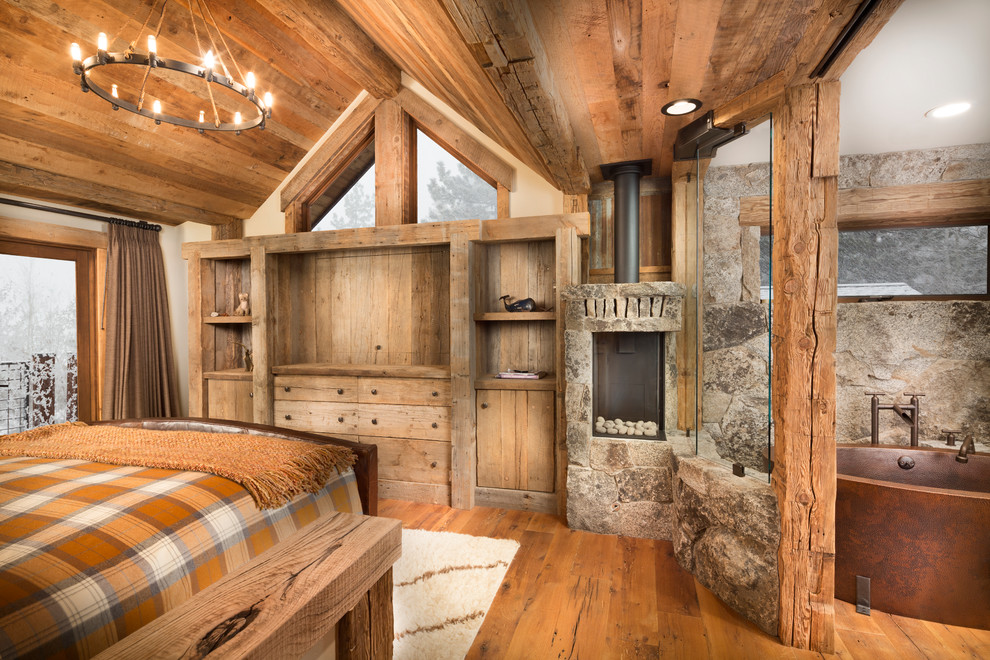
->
[562,281,780,635]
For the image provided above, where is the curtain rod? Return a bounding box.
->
[0,197,162,232]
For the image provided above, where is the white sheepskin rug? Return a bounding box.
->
[393,528,519,660]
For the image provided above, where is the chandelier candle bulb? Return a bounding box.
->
[203,50,214,70]
[97,32,107,52]
[234,111,242,124]
[245,72,255,90]
[111,84,118,98]
[198,110,205,123]
[147,35,157,54]
[70,42,81,62]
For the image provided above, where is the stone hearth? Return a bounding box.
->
[562,282,683,538]
[562,281,781,636]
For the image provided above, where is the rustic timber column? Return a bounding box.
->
[671,158,709,431]
[250,246,275,426]
[771,81,839,652]
[375,99,415,225]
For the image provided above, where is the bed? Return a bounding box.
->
[0,418,401,659]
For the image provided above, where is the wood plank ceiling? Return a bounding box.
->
[0,0,899,226]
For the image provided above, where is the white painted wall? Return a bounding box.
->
[244,78,563,236]
[0,195,210,416]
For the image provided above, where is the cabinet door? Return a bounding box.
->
[207,380,253,423]
[476,390,554,492]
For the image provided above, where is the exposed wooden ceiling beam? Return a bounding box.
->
[261,0,401,99]
[0,161,239,226]
[441,0,589,193]
[334,0,557,187]
[739,179,990,231]
[654,0,726,177]
[711,0,906,130]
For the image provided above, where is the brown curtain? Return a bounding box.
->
[102,223,180,419]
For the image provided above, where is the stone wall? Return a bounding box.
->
[702,163,771,471]
[702,143,990,466]
[837,301,990,452]
[672,454,780,635]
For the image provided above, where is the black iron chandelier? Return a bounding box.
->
[70,0,272,134]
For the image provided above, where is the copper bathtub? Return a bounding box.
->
[835,445,989,630]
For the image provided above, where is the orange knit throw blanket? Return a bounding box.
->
[0,422,355,509]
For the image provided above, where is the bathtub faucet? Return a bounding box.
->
[955,435,976,463]
[865,391,923,446]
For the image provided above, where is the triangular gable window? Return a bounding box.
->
[311,139,375,231]
[417,129,496,223]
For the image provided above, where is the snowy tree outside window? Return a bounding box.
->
[312,164,376,231]
[417,131,497,223]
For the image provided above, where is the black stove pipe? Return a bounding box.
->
[599,159,652,283]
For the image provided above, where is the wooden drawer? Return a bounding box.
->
[274,400,359,435]
[358,436,451,485]
[357,404,450,441]
[274,375,359,402]
[358,378,451,405]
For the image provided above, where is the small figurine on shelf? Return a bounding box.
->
[234,292,250,316]
[499,294,536,312]
[229,341,253,372]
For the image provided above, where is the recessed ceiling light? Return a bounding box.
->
[661,98,702,116]
[925,102,971,118]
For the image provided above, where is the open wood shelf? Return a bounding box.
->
[474,375,557,391]
[203,316,253,324]
[473,311,556,322]
[272,363,451,379]
[203,368,253,381]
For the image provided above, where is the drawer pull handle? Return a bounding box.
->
[337,388,344,395]
[371,418,378,425]
[371,388,378,395]
[431,422,438,429]
[337,416,344,423]
[432,391,438,397]
[248,392,254,398]
[284,386,291,392]
[431,461,438,468]
[284,414,291,420]
[481,402,488,409]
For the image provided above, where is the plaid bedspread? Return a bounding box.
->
[0,456,362,659]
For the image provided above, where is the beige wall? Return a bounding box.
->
[244,77,563,237]
[0,195,210,416]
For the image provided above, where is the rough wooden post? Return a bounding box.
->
[670,158,709,431]
[375,99,415,225]
[449,231,476,509]
[771,81,839,652]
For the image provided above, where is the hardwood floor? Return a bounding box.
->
[380,499,990,659]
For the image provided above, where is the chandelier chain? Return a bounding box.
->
[136,1,169,113]
[129,0,165,54]
[197,0,245,84]
[195,0,233,81]
[184,0,220,127]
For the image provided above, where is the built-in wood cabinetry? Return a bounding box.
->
[184,215,587,512]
